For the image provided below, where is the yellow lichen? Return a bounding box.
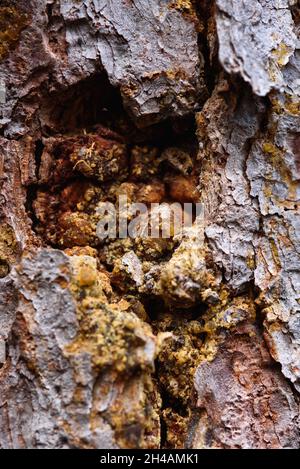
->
[262,142,281,157]
[271,42,292,67]
[0,223,19,277]
[162,408,190,449]
[169,0,200,28]
[0,5,28,61]
[155,316,203,407]
[262,141,299,204]
[284,99,300,116]
[63,253,160,448]
[269,238,282,270]
[65,254,155,374]
[246,253,256,270]
[198,295,256,363]
[270,93,300,116]
[267,61,280,84]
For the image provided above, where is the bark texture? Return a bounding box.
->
[0,0,300,449]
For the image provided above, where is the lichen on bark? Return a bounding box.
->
[0,0,300,449]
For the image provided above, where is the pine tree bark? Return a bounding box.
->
[0,0,299,449]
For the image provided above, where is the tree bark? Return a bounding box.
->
[0,0,300,449]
